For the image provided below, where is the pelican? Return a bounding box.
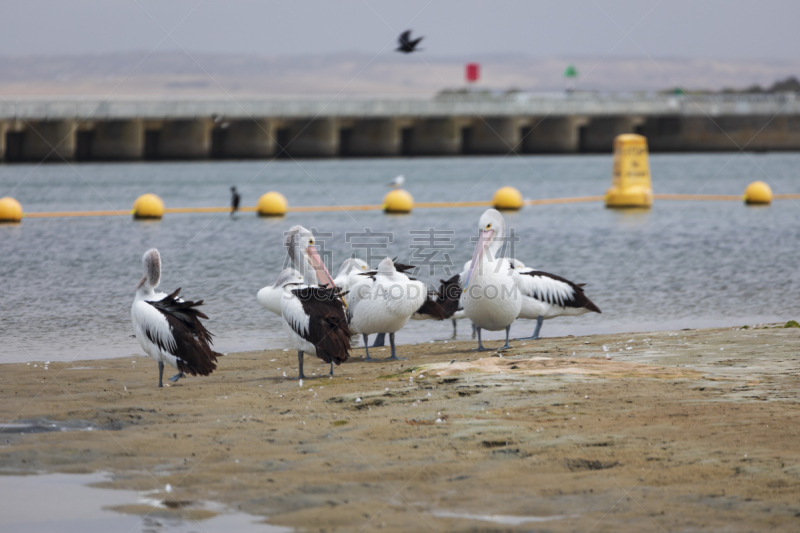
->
[387,175,405,189]
[281,226,350,379]
[347,257,427,361]
[333,257,370,292]
[462,209,522,351]
[131,249,223,388]
[510,260,601,340]
[256,268,304,317]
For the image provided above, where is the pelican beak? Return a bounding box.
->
[464,229,494,288]
[137,276,146,289]
[306,245,334,288]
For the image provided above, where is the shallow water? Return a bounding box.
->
[2,153,800,363]
[0,472,289,532]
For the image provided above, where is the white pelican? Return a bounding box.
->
[281,226,351,379]
[387,175,405,188]
[510,259,601,340]
[369,260,453,347]
[347,257,427,361]
[332,257,370,292]
[462,209,522,351]
[257,268,304,317]
[131,248,222,388]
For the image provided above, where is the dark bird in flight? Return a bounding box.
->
[396,30,423,53]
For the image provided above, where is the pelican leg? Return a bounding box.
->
[371,333,386,347]
[298,351,306,379]
[514,316,544,341]
[451,319,457,337]
[158,361,164,388]
[168,372,186,383]
[364,335,377,362]
[475,327,489,352]
[471,323,477,339]
[498,325,512,350]
[386,332,407,361]
[330,361,335,376]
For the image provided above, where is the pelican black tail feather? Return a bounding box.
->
[295,286,351,365]
[147,288,223,377]
[415,293,447,320]
[437,275,462,318]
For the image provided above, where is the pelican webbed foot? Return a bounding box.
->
[168,372,186,383]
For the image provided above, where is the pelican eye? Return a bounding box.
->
[308,239,314,245]
[486,223,492,229]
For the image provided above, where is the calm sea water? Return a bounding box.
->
[2,153,800,363]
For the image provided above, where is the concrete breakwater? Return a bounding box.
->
[1,93,800,161]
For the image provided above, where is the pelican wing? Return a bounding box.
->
[146,288,223,376]
[436,274,462,318]
[291,286,351,365]
[518,271,601,312]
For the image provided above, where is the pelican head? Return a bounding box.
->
[285,225,335,287]
[336,257,369,278]
[464,209,506,288]
[138,248,161,290]
[377,257,396,276]
[272,268,304,288]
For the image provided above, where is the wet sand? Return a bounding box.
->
[1,324,800,532]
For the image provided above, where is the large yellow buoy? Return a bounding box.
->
[605,134,653,208]
[492,186,524,211]
[132,193,164,219]
[0,197,23,223]
[257,191,288,217]
[743,181,772,205]
[383,189,413,214]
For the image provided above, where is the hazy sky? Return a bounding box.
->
[1,0,798,59]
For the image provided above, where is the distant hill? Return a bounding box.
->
[0,52,797,97]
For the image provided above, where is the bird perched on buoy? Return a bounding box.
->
[347,257,428,361]
[386,175,405,189]
[281,226,350,379]
[257,268,305,317]
[131,249,223,388]
[510,260,601,340]
[396,30,423,53]
[462,209,522,351]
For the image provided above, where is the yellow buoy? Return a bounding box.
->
[132,193,165,219]
[492,186,524,211]
[743,181,772,205]
[0,197,23,223]
[383,189,414,214]
[605,134,653,208]
[257,191,288,217]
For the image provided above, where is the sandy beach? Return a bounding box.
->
[1,324,799,532]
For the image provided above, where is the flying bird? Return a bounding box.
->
[396,30,423,53]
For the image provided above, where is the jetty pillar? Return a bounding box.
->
[463,117,524,154]
[21,121,77,162]
[212,120,277,159]
[282,119,339,157]
[156,120,213,160]
[521,116,589,153]
[341,119,403,156]
[88,120,144,160]
[406,118,463,155]
[580,116,645,153]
